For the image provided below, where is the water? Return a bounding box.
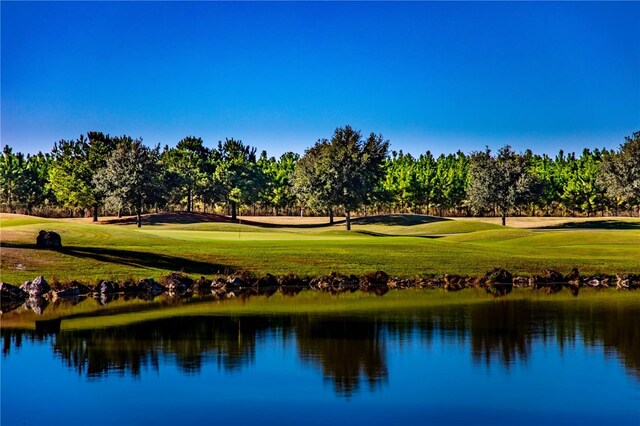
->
[2,300,639,425]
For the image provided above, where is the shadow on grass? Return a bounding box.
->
[101,212,234,226]
[354,229,445,238]
[351,214,449,226]
[539,220,640,230]
[0,242,233,275]
[238,218,346,229]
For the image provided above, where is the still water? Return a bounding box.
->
[2,300,639,425]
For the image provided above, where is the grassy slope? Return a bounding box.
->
[1,213,639,283]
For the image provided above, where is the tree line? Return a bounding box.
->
[1,126,639,228]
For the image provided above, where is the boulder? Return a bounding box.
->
[95,280,119,294]
[543,269,565,283]
[160,272,194,293]
[255,273,278,289]
[387,277,414,290]
[359,271,389,291]
[566,268,581,286]
[36,230,62,249]
[512,276,529,288]
[1,282,28,302]
[278,273,305,288]
[616,274,640,290]
[137,278,165,295]
[416,276,443,289]
[226,276,249,289]
[194,276,212,292]
[443,274,465,292]
[21,276,51,297]
[55,282,91,299]
[211,278,227,290]
[565,268,581,296]
[484,268,513,284]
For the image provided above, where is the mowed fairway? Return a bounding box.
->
[1,213,638,283]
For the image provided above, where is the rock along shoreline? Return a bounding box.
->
[1,268,639,315]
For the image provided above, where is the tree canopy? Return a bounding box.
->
[2,128,639,221]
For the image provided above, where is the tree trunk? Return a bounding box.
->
[346,209,351,231]
[329,208,334,225]
[231,201,237,221]
[93,204,98,222]
[187,189,192,212]
[136,210,142,228]
[501,209,506,226]
[118,208,122,218]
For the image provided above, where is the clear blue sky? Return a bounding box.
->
[2,1,639,157]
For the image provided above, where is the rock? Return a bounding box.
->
[616,274,640,290]
[21,276,51,297]
[226,276,249,289]
[512,276,529,288]
[1,282,28,302]
[211,278,227,290]
[23,296,49,315]
[95,280,119,294]
[120,280,140,293]
[484,268,512,284]
[160,272,194,293]
[566,268,581,286]
[443,274,465,292]
[137,278,165,295]
[255,273,278,289]
[194,276,212,292]
[565,268,580,296]
[543,269,565,283]
[55,282,91,298]
[387,277,414,290]
[359,271,389,292]
[36,230,62,249]
[309,277,329,291]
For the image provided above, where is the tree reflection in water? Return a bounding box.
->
[294,317,388,397]
[2,302,638,396]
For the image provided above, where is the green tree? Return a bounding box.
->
[598,131,640,217]
[94,137,162,227]
[163,136,213,212]
[294,126,389,230]
[216,138,264,221]
[49,133,116,220]
[258,151,299,215]
[467,146,536,226]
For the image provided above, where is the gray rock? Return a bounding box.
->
[137,278,165,295]
[95,280,118,294]
[21,276,51,297]
[36,230,62,249]
[55,284,91,298]
[0,282,28,302]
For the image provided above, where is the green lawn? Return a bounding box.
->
[1,213,639,284]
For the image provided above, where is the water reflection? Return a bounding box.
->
[295,317,388,396]
[2,301,639,396]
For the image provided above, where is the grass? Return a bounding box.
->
[1,212,639,284]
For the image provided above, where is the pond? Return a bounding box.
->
[1,295,639,425]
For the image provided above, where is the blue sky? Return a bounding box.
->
[2,1,639,157]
